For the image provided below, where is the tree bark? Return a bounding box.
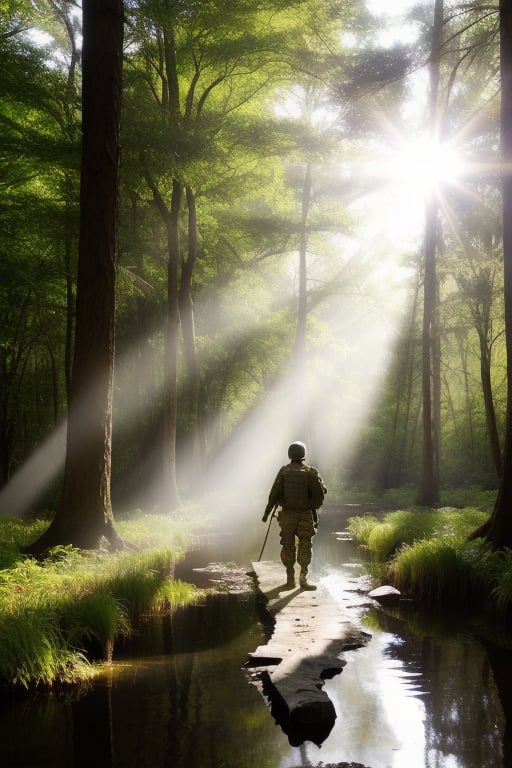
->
[26,0,124,553]
[477,0,512,546]
[161,179,181,511]
[478,329,503,477]
[179,186,204,475]
[417,0,443,506]
[418,196,440,505]
[292,162,311,437]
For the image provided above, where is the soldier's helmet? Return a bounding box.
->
[288,441,306,460]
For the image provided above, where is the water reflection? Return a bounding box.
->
[292,611,505,768]
[0,509,509,767]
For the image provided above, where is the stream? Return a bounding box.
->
[0,506,511,768]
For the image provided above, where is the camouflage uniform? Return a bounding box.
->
[263,454,326,589]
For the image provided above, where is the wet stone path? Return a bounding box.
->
[246,560,371,746]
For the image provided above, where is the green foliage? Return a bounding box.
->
[346,514,379,546]
[389,537,481,605]
[0,518,49,568]
[115,510,195,552]
[0,516,199,689]
[0,611,90,689]
[349,507,489,562]
[350,506,512,617]
[94,549,183,622]
[440,488,497,513]
[478,547,512,618]
[61,593,130,662]
[0,0,507,539]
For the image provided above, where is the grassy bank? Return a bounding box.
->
[0,513,200,691]
[347,507,512,620]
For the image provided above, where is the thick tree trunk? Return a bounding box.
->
[26,0,124,553]
[480,0,512,547]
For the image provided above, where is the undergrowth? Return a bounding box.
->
[347,507,512,618]
[0,514,200,691]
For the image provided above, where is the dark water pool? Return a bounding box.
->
[0,509,510,768]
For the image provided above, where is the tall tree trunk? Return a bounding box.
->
[60,4,81,405]
[63,235,74,403]
[161,180,182,511]
[387,277,421,487]
[26,0,124,553]
[478,330,503,477]
[179,186,203,476]
[477,0,512,546]
[419,196,440,504]
[142,172,181,511]
[457,337,475,468]
[418,0,443,506]
[292,162,311,437]
[0,363,13,486]
[432,282,441,489]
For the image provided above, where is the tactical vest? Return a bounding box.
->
[282,463,311,510]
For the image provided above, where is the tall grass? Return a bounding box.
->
[389,537,482,605]
[62,593,130,663]
[345,515,379,546]
[0,611,91,688]
[348,507,489,562]
[0,514,200,690]
[348,506,512,615]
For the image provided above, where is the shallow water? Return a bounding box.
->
[0,508,510,768]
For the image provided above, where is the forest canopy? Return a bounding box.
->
[0,0,508,544]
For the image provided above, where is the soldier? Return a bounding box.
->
[262,441,326,590]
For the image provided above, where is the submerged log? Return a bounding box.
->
[247,561,371,746]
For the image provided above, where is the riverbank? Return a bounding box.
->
[347,506,512,625]
[0,507,509,767]
[0,513,201,690]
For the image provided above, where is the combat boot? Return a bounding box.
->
[285,567,296,589]
[299,569,316,591]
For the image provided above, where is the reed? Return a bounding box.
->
[350,507,489,563]
[367,521,402,561]
[346,515,379,546]
[0,610,92,688]
[388,537,481,606]
[97,549,196,621]
[0,514,200,689]
[61,593,131,663]
[349,506,503,611]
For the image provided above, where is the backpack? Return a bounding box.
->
[281,462,325,510]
